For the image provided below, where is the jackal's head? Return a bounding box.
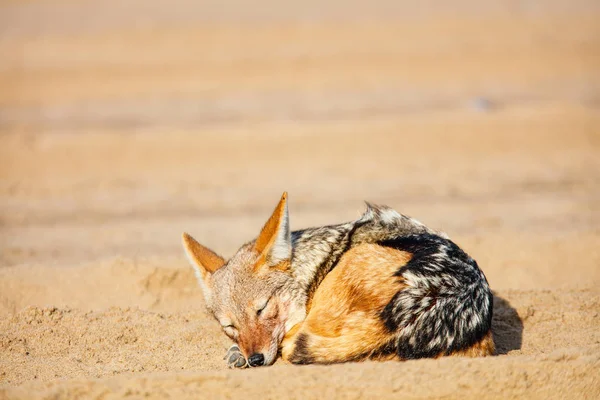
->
[182,192,300,367]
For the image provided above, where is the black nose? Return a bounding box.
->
[248,353,265,367]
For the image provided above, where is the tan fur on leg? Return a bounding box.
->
[446,330,495,358]
[282,244,410,364]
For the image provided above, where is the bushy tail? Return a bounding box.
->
[378,233,493,359]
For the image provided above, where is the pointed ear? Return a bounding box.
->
[181,232,225,291]
[254,192,292,268]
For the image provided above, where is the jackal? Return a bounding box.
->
[182,192,494,367]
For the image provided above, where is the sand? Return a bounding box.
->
[1,1,600,398]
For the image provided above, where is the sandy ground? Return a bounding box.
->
[1,1,600,399]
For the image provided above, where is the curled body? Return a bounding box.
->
[182,193,494,367]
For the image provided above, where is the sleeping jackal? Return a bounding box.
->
[182,192,494,367]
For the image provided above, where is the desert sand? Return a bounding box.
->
[1,1,600,399]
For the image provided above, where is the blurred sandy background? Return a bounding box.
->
[1,0,600,398]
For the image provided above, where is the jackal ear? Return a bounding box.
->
[254,192,292,269]
[181,232,225,285]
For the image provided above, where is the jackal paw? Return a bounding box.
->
[224,344,247,368]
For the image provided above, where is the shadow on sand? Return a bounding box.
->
[492,293,523,354]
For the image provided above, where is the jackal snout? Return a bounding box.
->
[182,192,299,367]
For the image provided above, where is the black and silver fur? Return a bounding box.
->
[287,203,493,360]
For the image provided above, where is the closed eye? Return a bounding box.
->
[222,324,237,339]
[219,320,236,331]
[256,298,270,316]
